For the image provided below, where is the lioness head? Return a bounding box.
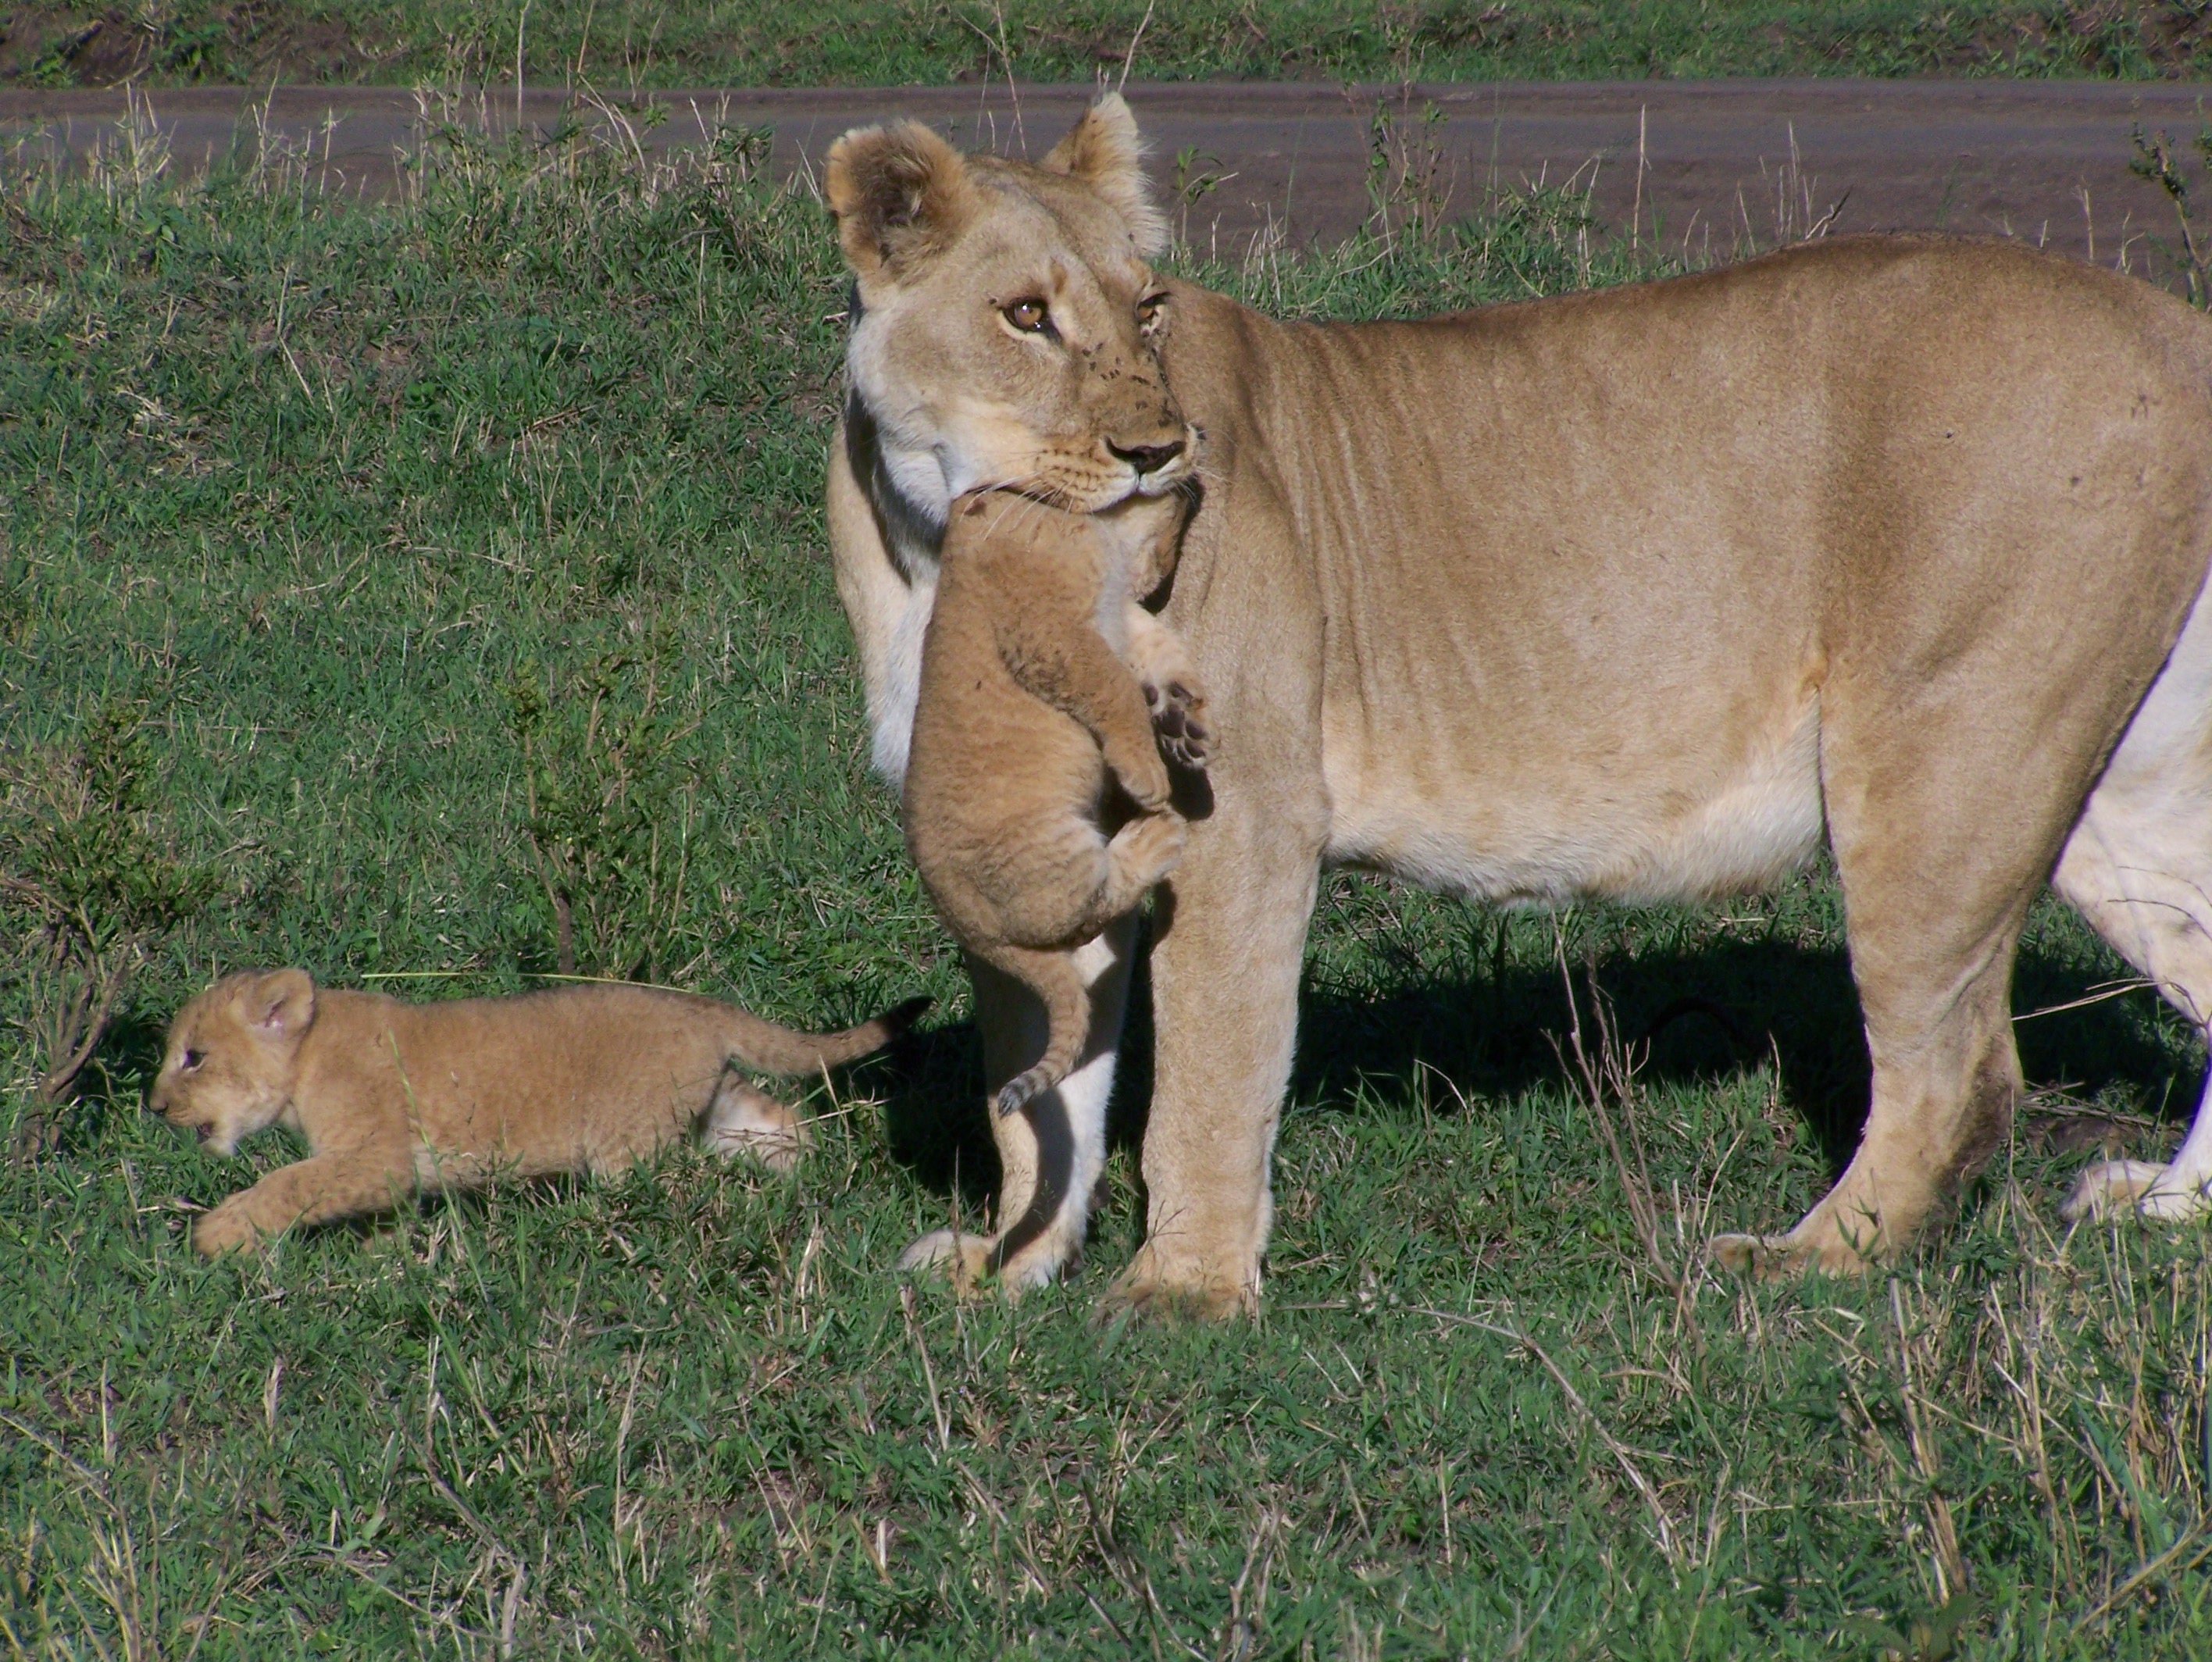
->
[149,968,317,1155]
[826,95,1194,566]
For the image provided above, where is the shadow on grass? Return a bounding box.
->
[58,926,2196,1221]
[876,927,2200,1205]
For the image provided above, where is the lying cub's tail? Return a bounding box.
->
[722,995,933,1075]
[985,944,1090,1119]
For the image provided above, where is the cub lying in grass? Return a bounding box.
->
[151,968,928,1255]
[904,490,1207,1118]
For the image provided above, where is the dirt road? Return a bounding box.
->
[5,78,2208,269]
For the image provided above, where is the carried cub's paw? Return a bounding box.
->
[192,1200,263,1257]
[1143,677,1211,771]
[1107,740,1175,814]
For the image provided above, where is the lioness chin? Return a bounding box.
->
[826,95,2212,1315]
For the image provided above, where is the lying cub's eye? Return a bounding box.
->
[181,1049,205,1072]
[1003,298,1051,335]
[1136,292,1167,328]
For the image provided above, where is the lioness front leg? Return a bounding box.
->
[194,1147,416,1255]
[1101,803,1322,1320]
[898,913,1139,1293]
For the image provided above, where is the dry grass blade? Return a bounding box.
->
[1412,1307,1682,1566]
[1550,929,1696,1325]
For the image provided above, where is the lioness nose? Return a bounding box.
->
[1108,438,1185,476]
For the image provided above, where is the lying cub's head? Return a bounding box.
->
[826,94,1194,537]
[149,968,318,1155]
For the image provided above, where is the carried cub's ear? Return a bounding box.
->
[245,968,316,1040]
[825,120,977,280]
[1040,93,1167,259]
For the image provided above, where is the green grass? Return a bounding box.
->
[5,109,2212,1657]
[5,1,2212,89]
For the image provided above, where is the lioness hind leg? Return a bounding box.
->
[1717,652,2108,1274]
[2053,583,2212,1225]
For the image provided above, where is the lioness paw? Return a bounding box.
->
[897,1228,996,1294]
[1096,1246,1256,1323]
[2061,1159,2212,1224]
[1707,1230,1871,1279]
[1147,678,1211,770]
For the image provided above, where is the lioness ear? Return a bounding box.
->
[824,120,976,280]
[246,968,316,1040]
[1040,93,1167,259]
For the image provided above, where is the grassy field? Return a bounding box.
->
[5,1,2212,89]
[6,107,2212,1657]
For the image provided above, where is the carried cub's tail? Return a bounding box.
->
[722,995,933,1075]
[985,944,1090,1118]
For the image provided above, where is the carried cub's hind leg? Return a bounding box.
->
[993,811,1186,950]
[2053,583,2212,1225]
[702,1073,811,1174]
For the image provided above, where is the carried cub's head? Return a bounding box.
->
[826,95,1194,547]
[149,968,318,1155]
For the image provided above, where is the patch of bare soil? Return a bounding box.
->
[0,5,396,87]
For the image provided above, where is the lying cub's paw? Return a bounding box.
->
[192,1200,263,1257]
[1145,678,1211,770]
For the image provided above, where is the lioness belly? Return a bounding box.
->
[1323,686,1825,904]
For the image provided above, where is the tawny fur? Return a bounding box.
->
[904,489,1207,1121]
[149,968,927,1255]
[824,93,2212,1316]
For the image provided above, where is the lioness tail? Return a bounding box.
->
[722,995,932,1075]
[986,945,1090,1118]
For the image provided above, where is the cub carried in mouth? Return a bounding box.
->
[904,488,1208,1120]
[151,968,929,1255]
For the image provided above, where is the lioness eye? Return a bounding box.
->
[1003,298,1051,335]
[182,1049,204,1071]
[1136,293,1166,326]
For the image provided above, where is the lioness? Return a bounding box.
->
[826,95,2212,1314]
[905,488,1204,1149]
[152,968,927,1254]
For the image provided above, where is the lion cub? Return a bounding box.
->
[151,968,927,1255]
[904,490,1208,1118]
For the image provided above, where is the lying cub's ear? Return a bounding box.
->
[825,120,977,280]
[1040,93,1168,259]
[245,968,317,1040]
